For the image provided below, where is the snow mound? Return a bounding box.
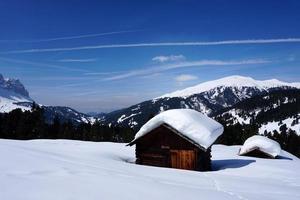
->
[158,75,300,98]
[131,109,223,149]
[239,135,281,158]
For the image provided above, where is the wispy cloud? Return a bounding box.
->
[0,30,138,43]
[175,74,198,82]
[152,55,185,63]
[0,57,88,72]
[69,90,102,97]
[24,76,96,81]
[58,58,97,63]
[3,38,300,54]
[84,71,124,76]
[104,59,270,81]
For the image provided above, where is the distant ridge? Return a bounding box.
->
[159,75,300,98]
[0,73,95,124]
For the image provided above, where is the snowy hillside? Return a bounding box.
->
[258,116,300,136]
[0,139,299,200]
[159,75,300,98]
[217,89,300,135]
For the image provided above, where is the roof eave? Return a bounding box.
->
[238,147,277,158]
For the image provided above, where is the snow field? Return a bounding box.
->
[0,139,299,200]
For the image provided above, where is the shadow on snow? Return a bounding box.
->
[276,155,293,160]
[212,159,256,171]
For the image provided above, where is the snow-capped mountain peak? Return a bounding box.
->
[0,74,31,98]
[0,74,33,113]
[158,75,300,98]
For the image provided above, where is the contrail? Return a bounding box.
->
[3,38,300,54]
[58,58,97,63]
[0,57,89,72]
[0,30,138,43]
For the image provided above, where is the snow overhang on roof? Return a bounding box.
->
[128,109,224,150]
[239,135,281,158]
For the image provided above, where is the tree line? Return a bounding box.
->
[0,104,135,143]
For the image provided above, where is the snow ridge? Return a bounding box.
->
[159,75,300,98]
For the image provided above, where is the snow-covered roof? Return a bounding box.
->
[239,135,281,158]
[129,109,224,150]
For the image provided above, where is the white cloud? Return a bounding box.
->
[152,55,185,63]
[3,38,300,54]
[175,74,198,82]
[104,59,270,81]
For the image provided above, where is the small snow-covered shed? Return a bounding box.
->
[128,109,224,171]
[239,135,281,158]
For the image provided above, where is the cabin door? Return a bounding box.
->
[170,150,196,170]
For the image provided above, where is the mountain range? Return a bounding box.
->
[0,74,299,136]
[99,76,300,133]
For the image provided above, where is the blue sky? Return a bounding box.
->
[0,0,300,113]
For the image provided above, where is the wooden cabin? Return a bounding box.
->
[128,109,224,171]
[238,135,281,159]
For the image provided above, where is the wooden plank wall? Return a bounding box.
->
[170,150,196,170]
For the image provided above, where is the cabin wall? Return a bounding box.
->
[196,148,211,171]
[135,125,211,171]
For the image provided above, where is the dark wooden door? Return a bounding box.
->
[170,150,196,170]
